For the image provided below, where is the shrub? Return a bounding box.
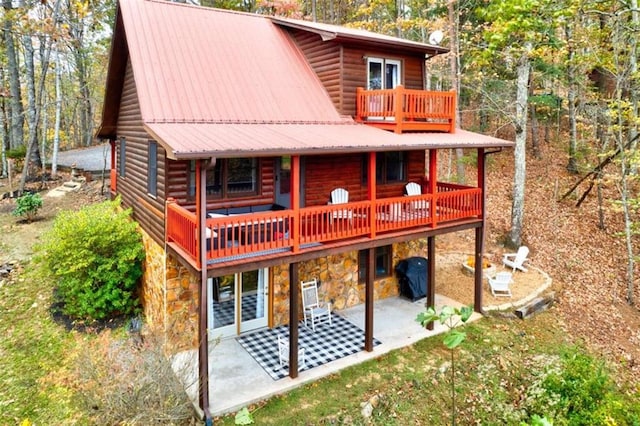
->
[12,192,43,222]
[37,197,145,321]
[525,347,640,425]
[76,329,197,424]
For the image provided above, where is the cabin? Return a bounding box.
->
[97,0,512,417]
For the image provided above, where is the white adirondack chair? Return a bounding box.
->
[503,246,529,272]
[488,271,514,297]
[277,335,306,370]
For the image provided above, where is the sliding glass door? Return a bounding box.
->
[208,269,269,338]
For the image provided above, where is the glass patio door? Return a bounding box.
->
[208,269,268,339]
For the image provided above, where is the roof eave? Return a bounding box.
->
[270,18,449,57]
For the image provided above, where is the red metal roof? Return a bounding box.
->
[119,0,345,124]
[100,0,513,159]
[145,123,513,159]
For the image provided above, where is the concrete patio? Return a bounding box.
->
[173,294,481,417]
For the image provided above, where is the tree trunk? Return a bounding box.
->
[509,48,531,248]
[22,34,42,173]
[18,0,60,192]
[73,48,94,147]
[3,0,24,150]
[448,0,465,183]
[565,25,579,174]
[52,47,62,178]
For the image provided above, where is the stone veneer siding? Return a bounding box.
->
[271,238,429,326]
[140,229,199,352]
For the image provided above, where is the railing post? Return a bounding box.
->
[165,197,176,243]
[449,90,457,133]
[394,85,404,133]
[291,155,301,253]
[356,87,364,123]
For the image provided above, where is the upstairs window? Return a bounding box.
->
[188,158,257,198]
[367,58,401,90]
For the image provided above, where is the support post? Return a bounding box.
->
[475,148,487,313]
[197,159,212,422]
[365,247,374,351]
[289,262,300,378]
[426,236,436,330]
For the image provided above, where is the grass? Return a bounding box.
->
[3,265,640,425]
[215,312,639,425]
[0,264,88,425]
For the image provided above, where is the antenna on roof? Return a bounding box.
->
[428,30,444,46]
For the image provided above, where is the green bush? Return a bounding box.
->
[526,347,640,425]
[12,192,43,222]
[37,197,145,321]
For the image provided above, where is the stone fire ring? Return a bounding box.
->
[461,260,497,278]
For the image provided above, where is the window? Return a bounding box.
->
[358,245,392,283]
[119,137,126,178]
[367,58,401,90]
[188,158,257,198]
[147,141,157,196]
[362,152,406,185]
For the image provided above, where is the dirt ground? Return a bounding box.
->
[432,232,550,308]
[0,174,109,263]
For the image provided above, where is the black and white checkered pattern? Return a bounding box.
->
[236,314,381,380]
[213,294,260,329]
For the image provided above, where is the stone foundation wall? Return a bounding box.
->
[140,230,166,332]
[165,256,199,351]
[140,231,199,352]
[141,234,429,344]
[271,238,429,326]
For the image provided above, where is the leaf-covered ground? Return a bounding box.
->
[483,141,640,386]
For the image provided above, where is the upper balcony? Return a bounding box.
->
[166,182,480,270]
[355,86,456,133]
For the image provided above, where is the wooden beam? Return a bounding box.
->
[365,247,374,351]
[426,236,435,331]
[289,262,299,378]
[475,148,486,313]
[197,160,211,419]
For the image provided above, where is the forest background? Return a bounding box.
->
[1,0,640,418]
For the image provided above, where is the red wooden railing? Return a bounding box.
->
[355,86,456,133]
[166,186,481,267]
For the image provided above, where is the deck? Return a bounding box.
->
[355,86,456,133]
[166,183,481,269]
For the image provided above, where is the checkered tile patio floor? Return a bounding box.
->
[236,314,381,380]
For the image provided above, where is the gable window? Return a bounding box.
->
[358,245,393,283]
[119,137,126,178]
[362,152,406,185]
[188,158,257,198]
[147,141,157,197]
[367,57,401,90]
